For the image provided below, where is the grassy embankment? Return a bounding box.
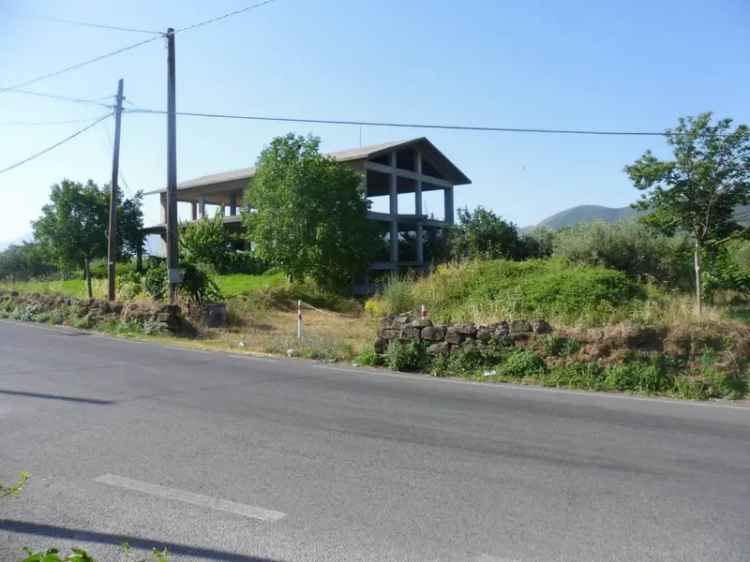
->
[0,271,374,361]
[3,258,749,400]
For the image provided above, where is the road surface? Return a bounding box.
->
[1,319,749,562]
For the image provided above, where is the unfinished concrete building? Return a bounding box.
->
[144,137,471,281]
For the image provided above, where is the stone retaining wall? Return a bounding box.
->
[375,313,553,355]
[0,290,188,334]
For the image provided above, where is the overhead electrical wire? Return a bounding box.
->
[124,107,683,137]
[0,117,105,127]
[0,36,162,95]
[0,0,277,96]
[174,0,276,33]
[0,113,112,176]
[11,13,163,35]
[3,88,114,107]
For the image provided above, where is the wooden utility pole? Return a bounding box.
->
[107,78,125,302]
[166,28,180,304]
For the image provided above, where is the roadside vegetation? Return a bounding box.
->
[1,115,749,400]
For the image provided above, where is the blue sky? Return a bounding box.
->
[1,0,748,246]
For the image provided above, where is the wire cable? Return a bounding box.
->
[0,0,277,94]
[175,0,276,33]
[3,88,114,107]
[0,36,161,95]
[13,13,162,35]
[0,112,112,176]
[0,117,105,127]
[124,107,681,137]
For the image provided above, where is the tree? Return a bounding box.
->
[243,134,374,291]
[0,242,56,281]
[449,206,528,260]
[625,113,750,312]
[33,180,108,298]
[180,211,235,273]
[118,190,146,271]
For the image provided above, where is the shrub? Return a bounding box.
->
[384,340,430,372]
[543,362,606,390]
[552,220,693,288]
[603,359,672,393]
[383,258,645,326]
[541,335,582,357]
[180,263,223,305]
[180,213,236,273]
[144,262,167,301]
[380,275,415,316]
[354,346,384,367]
[497,349,546,377]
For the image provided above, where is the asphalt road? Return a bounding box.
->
[1,319,749,562]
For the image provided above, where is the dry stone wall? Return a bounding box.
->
[0,290,188,334]
[375,313,553,356]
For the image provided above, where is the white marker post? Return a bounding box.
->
[420,304,428,320]
[297,299,303,340]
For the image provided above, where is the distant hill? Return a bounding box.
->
[535,205,638,230]
[530,203,750,231]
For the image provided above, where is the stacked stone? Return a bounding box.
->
[0,290,184,334]
[375,313,553,356]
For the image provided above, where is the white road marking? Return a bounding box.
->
[94,474,286,522]
[475,556,521,562]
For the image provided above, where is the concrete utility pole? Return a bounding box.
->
[166,28,180,304]
[107,78,125,302]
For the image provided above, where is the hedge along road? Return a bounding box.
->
[0,319,749,562]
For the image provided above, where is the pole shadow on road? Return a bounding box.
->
[0,520,284,562]
[0,390,115,405]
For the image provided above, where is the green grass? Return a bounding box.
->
[0,278,106,299]
[373,258,647,327]
[0,272,287,301]
[213,271,286,298]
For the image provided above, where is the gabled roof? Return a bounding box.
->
[145,137,471,194]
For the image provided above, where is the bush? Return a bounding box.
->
[0,242,56,281]
[603,359,672,393]
[542,362,606,390]
[380,275,415,315]
[384,340,430,372]
[144,262,167,301]
[180,263,223,305]
[354,346,384,367]
[552,220,693,288]
[497,349,546,377]
[372,258,645,326]
[180,213,236,273]
[541,335,582,357]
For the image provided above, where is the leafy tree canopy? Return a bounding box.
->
[625,112,750,310]
[450,206,542,260]
[243,133,374,291]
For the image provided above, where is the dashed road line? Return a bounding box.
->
[94,474,286,522]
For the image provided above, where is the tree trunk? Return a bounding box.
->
[694,242,703,316]
[136,247,143,273]
[84,256,93,300]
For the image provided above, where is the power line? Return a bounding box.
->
[3,88,114,107]
[0,113,112,176]
[0,0,277,95]
[175,0,276,33]
[0,118,105,127]
[12,13,162,35]
[0,36,161,95]
[124,107,682,137]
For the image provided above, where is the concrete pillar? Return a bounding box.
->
[199,195,207,219]
[416,224,424,265]
[444,186,454,224]
[229,192,238,216]
[191,201,198,221]
[415,152,423,217]
[160,193,167,223]
[389,152,399,267]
